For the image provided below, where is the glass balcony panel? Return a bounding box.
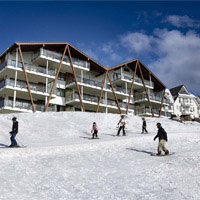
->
[1,79,50,94]
[112,73,153,87]
[36,48,90,70]
[2,59,56,76]
[0,99,55,112]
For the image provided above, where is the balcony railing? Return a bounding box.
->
[161,111,172,117]
[67,77,103,88]
[181,109,194,114]
[119,102,134,110]
[135,107,171,117]
[33,48,90,70]
[0,59,56,76]
[134,93,170,104]
[0,79,55,95]
[66,92,134,110]
[66,77,129,95]
[135,107,151,115]
[0,99,55,112]
[181,101,192,106]
[111,73,154,88]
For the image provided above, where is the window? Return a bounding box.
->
[57,88,65,97]
[124,68,130,72]
[58,73,65,81]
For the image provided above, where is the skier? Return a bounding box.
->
[91,122,99,139]
[153,123,169,155]
[142,118,148,134]
[117,115,126,136]
[9,117,19,147]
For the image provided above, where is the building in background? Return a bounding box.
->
[170,85,200,118]
[162,88,174,117]
[0,42,169,117]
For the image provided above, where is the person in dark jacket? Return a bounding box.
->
[154,123,169,155]
[142,118,148,134]
[9,117,19,147]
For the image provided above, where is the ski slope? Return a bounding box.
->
[0,112,200,200]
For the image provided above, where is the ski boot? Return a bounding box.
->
[165,150,169,155]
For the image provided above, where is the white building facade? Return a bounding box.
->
[0,42,170,117]
[170,85,200,118]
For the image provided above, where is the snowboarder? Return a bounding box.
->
[117,115,127,136]
[153,123,169,155]
[142,118,148,134]
[91,122,99,139]
[9,117,19,147]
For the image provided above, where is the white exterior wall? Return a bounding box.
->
[49,96,65,106]
[0,45,169,115]
[173,95,199,118]
[56,80,65,89]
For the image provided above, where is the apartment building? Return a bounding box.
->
[196,96,200,115]
[0,42,169,117]
[161,89,174,117]
[170,85,200,118]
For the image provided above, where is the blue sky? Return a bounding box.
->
[0,1,200,95]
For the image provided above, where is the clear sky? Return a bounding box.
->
[0,1,199,95]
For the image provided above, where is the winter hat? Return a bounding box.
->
[12,117,17,121]
[156,122,161,126]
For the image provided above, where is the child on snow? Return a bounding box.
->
[142,118,148,134]
[91,122,99,139]
[117,115,127,136]
[154,122,169,155]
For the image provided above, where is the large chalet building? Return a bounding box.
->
[0,42,170,117]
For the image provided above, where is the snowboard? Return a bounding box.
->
[0,145,26,148]
[151,152,175,156]
[89,138,100,140]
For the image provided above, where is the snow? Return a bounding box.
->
[0,112,200,200]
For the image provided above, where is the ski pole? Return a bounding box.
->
[16,138,26,147]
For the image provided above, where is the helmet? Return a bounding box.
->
[12,117,17,121]
[156,122,161,126]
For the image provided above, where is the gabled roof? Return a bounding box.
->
[170,85,190,97]
[0,42,107,73]
[108,59,166,91]
[1,42,166,91]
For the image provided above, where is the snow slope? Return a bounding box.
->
[0,112,200,200]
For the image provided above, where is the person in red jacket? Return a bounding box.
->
[154,123,169,155]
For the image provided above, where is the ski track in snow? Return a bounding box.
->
[0,112,200,200]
